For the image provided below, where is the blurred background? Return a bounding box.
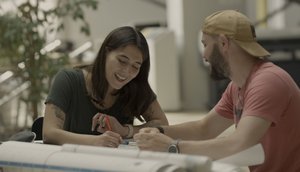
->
[1,0,300,141]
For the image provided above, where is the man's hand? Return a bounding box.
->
[133,127,174,152]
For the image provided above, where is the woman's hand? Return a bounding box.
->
[91,113,129,138]
[133,127,173,152]
[92,130,122,147]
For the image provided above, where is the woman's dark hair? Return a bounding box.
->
[91,26,155,121]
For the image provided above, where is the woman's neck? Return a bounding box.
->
[83,69,117,109]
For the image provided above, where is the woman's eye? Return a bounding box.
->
[132,65,140,71]
[119,59,126,64]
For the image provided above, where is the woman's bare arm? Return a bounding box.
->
[43,103,121,147]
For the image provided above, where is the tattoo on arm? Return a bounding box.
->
[142,106,163,127]
[52,105,65,128]
[143,106,154,121]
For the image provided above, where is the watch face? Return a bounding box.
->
[168,144,178,153]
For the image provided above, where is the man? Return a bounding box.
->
[134,10,300,172]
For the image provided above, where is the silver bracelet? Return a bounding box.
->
[124,124,134,138]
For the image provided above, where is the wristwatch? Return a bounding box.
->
[168,140,180,153]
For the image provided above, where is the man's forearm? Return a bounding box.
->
[163,120,212,140]
[178,135,251,160]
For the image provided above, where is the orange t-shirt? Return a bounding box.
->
[215,61,300,172]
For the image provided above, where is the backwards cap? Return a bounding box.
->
[202,10,270,58]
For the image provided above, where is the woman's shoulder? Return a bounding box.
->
[53,68,84,84]
[56,67,83,77]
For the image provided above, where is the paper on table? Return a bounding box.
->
[0,140,61,165]
[62,143,212,172]
[0,141,260,172]
[211,162,245,172]
[216,144,264,167]
[46,151,186,172]
[0,141,212,172]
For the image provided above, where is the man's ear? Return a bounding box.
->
[218,34,230,50]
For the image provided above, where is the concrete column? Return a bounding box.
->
[166,0,211,110]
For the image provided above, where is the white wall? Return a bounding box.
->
[61,0,166,49]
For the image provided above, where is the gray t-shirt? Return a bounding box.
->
[45,68,133,135]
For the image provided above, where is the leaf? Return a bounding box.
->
[0,0,98,120]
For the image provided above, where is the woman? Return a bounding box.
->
[43,26,168,147]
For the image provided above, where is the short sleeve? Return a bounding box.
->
[45,69,73,114]
[214,82,235,120]
[243,72,290,125]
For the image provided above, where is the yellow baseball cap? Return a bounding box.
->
[202,10,270,58]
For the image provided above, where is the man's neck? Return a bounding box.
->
[229,55,259,88]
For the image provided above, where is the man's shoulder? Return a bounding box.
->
[252,62,290,84]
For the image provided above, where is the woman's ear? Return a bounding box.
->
[105,47,112,53]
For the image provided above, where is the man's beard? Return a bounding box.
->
[209,44,230,81]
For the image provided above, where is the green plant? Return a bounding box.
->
[0,0,98,121]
